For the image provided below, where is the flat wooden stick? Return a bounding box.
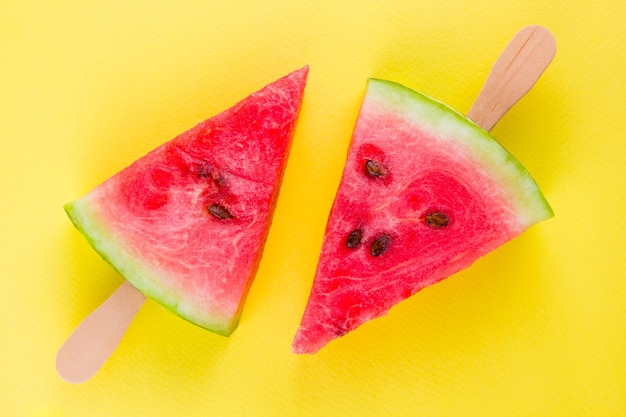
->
[56,281,146,383]
[467,25,556,131]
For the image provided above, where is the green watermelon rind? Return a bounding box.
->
[366,78,554,225]
[64,198,237,336]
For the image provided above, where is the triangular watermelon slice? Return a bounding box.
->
[65,67,308,336]
[292,78,553,354]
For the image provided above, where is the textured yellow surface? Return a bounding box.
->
[2,1,625,416]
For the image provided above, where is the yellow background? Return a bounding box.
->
[2,1,625,415]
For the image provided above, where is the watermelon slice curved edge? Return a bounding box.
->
[292,78,553,354]
[65,66,309,336]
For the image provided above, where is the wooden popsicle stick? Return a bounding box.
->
[55,25,556,384]
[468,25,556,131]
[56,281,146,383]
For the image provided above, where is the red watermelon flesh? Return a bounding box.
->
[65,67,308,336]
[292,78,553,354]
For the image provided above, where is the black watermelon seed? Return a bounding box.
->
[370,234,391,257]
[425,212,449,228]
[365,160,388,178]
[346,229,363,249]
[208,204,233,219]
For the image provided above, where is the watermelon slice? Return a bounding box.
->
[292,78,553,354]
[65,67,308,336]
